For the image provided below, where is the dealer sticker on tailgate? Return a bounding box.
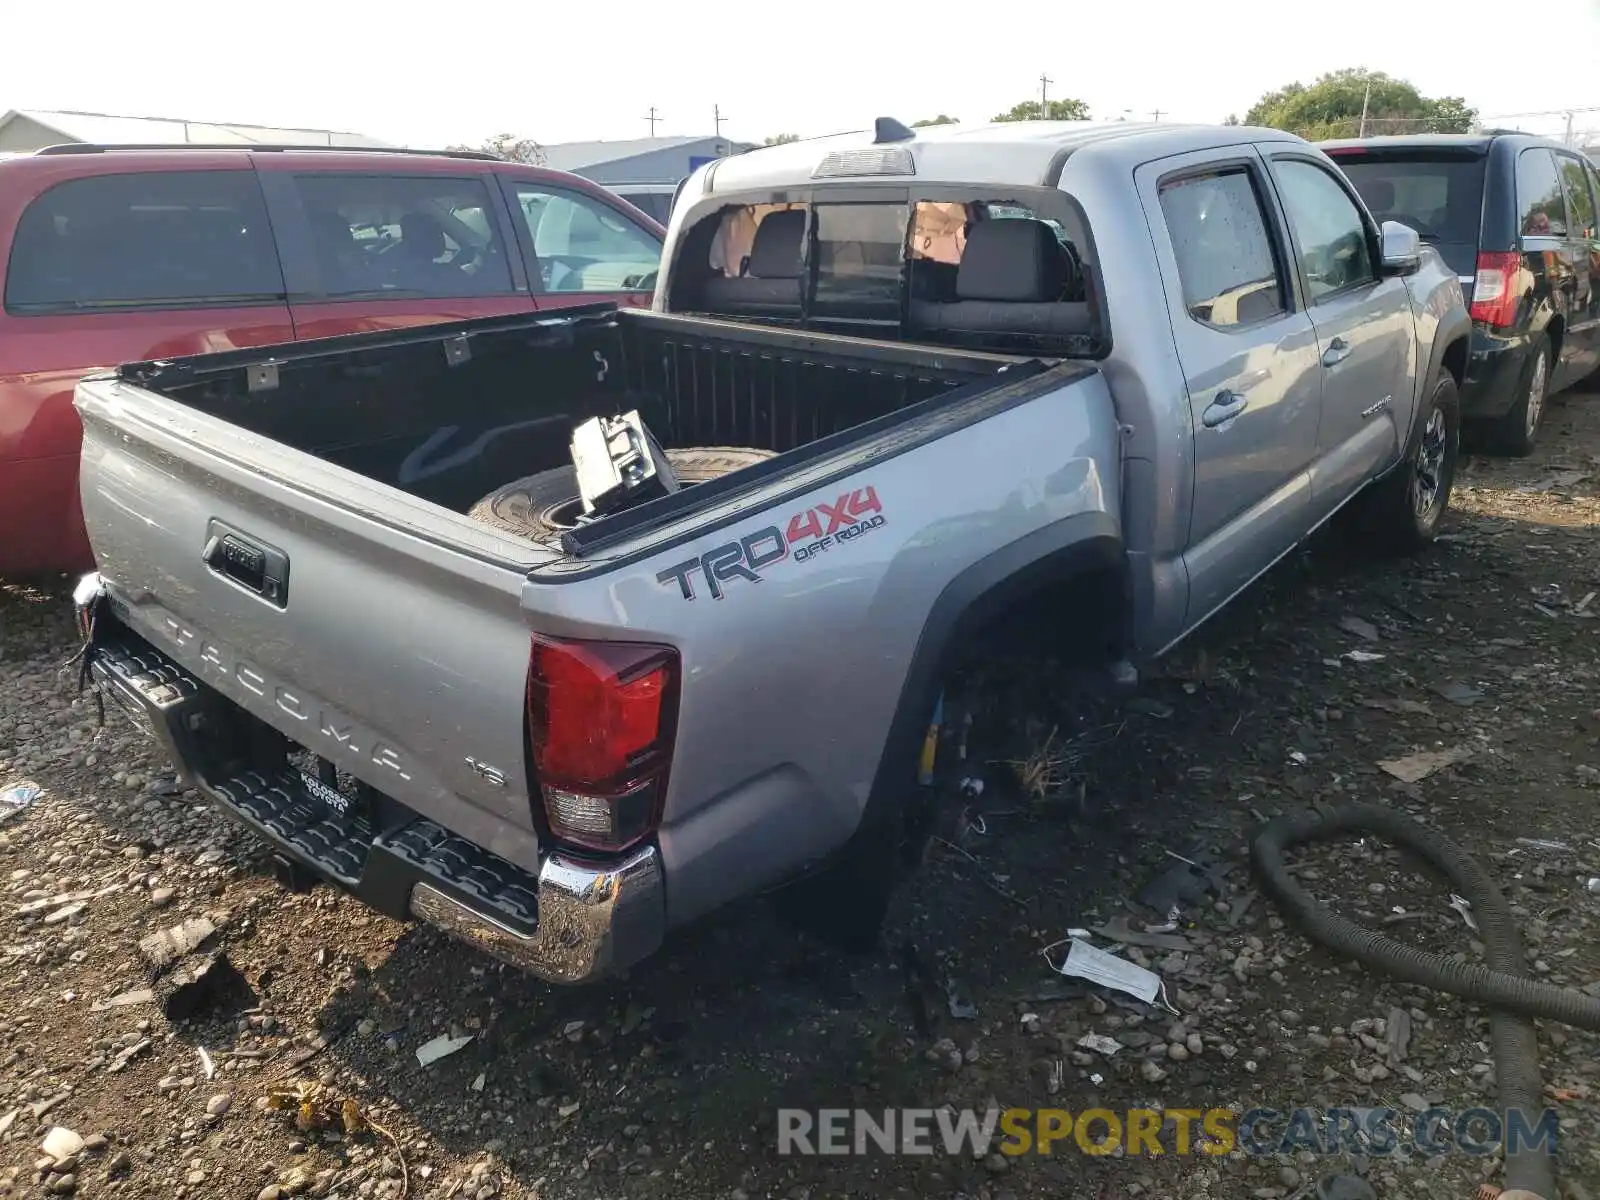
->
[299,770,352,815]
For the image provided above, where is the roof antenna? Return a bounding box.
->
[873,117,916,144]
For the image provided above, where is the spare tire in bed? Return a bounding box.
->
[467,445,776,540]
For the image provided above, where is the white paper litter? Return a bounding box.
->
[1076,1032,1124,1056]
[39,1126,84,1161]
[1050,937,1163,1006]
[415,1033,474,1066]
[1377,746,1472,784]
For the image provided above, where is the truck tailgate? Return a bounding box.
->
[75,373,547,872]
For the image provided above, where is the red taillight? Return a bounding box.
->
[1469,251,1522,328]
[526,636,678,852]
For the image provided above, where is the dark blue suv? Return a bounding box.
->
[1322,132,1600,454]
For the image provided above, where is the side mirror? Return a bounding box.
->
[1380,220,1422,277]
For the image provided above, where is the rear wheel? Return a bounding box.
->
[1480,336,1549,457]
[1348,371,1461,555]
[467,446,775,540]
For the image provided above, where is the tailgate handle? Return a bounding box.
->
[203,520,290,608]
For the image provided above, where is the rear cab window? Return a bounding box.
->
[5,171,284,312]
[290,173,514,298]
[673,189,1104,355]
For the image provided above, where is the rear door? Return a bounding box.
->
[1141,150,1323,625]
[1264,151,1415,511]
[1556,151,1600,379]
[0,161,296,571]
[496,176,662,312]
[257,164,535,340]
[1514,147,1584,388]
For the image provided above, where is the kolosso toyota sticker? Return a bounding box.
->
[656,485,886,601]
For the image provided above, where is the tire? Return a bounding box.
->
[1350,371,1461,555]
[467,446,775,540]
[1480,336,1549,457]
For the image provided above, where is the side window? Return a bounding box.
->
[1271,159,1376,301]
[1558,155,1596,238]
[1157,168,1286,329]
[510,186,662,293]
[5,170,283,312]
[292,173,513,298]
[1588,162,1600,235]
[1516,149,1568,237]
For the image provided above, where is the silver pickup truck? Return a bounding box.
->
[71,119,1469,984]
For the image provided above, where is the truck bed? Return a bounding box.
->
[108,305,1030,557]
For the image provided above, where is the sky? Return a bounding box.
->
[7,0,1600,149]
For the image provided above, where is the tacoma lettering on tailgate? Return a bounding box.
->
[655,486,886,601]
[156,613,412,780]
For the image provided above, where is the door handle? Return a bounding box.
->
[1202,390,1249,428]
[1322,336,1352,367]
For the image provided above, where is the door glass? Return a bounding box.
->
[1271,159,1376,302]
[1558,155,1596,238]
[1516,149,1568,237]
[1158,168,1286,328]
[292,174,513,298]
[5,170,283,312]
[511,186,662,293]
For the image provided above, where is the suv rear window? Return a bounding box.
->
[1329,153,1486,246]
[5,170,284,312]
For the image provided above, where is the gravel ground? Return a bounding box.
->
[3,393,1600,1200]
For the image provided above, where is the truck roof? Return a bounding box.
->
[704,118,1306,193]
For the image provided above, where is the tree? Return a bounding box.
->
[447,133,544,165]
[912,115,960,127]
[764,133,801,145]
[991,98,1090,123]
[1223,114,1241,127]
[1243,69,1476,141]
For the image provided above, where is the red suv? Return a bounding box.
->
[0,144,665,577]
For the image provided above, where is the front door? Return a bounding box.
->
[1142,152,1324,627]
[498,179,663,313]
[1264,152,1416,517]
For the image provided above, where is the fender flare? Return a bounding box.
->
[1407,305,1472,450]
[860,510,1125,833]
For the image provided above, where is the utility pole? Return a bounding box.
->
[1565,109,1576,145]
[1149,108,1166,123]
[1040,73,1052,118]
[643,106,661,136]
[1357,77,1372,138]
[714,104,725,138]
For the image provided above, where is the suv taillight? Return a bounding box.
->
[526,636,678,852]
[1469,251,1522,329]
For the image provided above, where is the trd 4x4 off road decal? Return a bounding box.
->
[656,486,886,600]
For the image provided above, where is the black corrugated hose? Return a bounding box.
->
[1251,803,1600,1200]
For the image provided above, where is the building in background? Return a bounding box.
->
[540,135,754,186]
[0,109,391,153]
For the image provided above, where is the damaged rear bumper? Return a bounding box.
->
[78,576,663,985]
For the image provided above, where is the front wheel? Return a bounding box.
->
[1349,372,1461,555]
